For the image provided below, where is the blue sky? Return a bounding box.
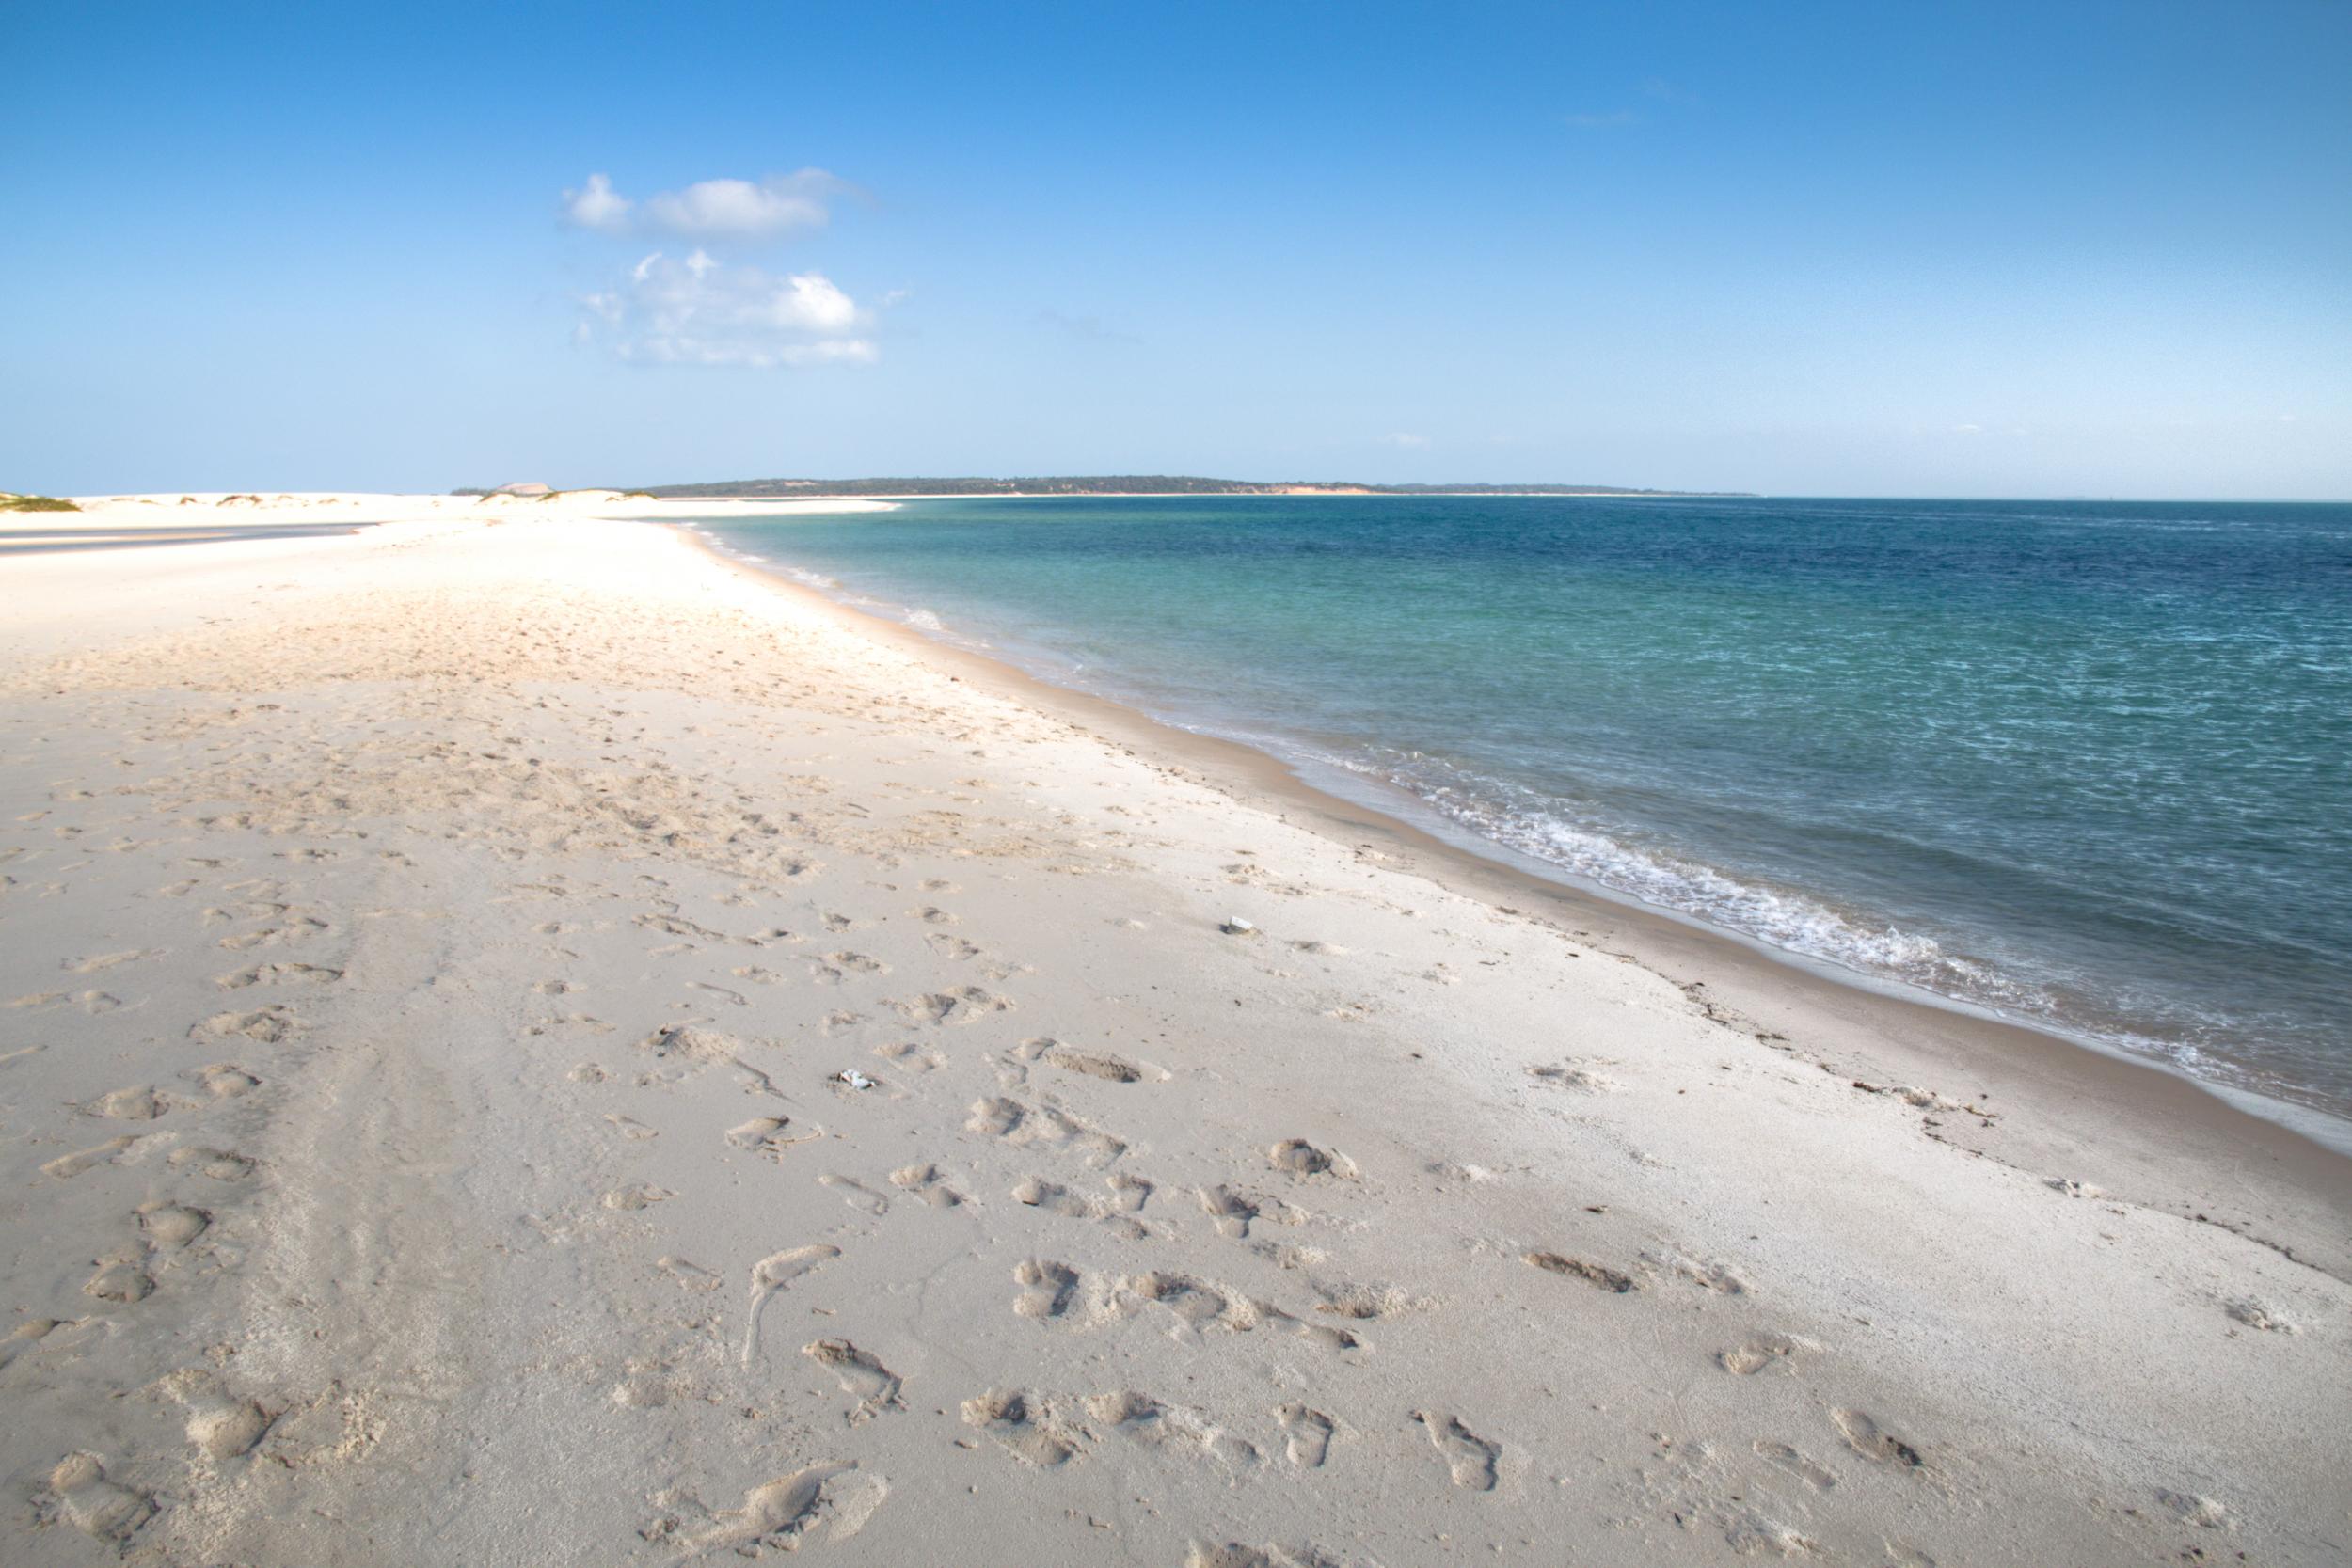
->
[3,1,2346,498]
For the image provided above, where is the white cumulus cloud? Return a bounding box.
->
[578,251,879,368]
[646,171,840,236]
[562,172,632,232]
[559,169,843,237]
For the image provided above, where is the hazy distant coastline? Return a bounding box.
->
[590,474,1755,499]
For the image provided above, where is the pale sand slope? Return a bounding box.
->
[0,508,2345,1568]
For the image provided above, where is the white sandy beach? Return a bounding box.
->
[2,495,2346,1566]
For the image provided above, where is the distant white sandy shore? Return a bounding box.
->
[0,496,2345,1565]
[2,489,898,533]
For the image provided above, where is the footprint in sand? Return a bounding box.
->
[1413,1411,1501,1491]
[2154,1489,2234,1529]
[41,1137,150,1180]
[216,917,329,951]
[659,1464,887,1555]
[743,1246,843,1366]
[969,1098,1127,1165]
[2224,1297,2297,1333]
[658,1257,723,1293]
[818,1174,891,1214]
[191,1006,300,1043]
[803,1339,904,1424]
[139,1202,211,1250]
[3,1319,74,1371]
[1199,1184,1303,1239]
[1119,1271,1259,1333]
[1645,1247,1752,1295]
[85,1085,174,1120]
[1186,1545,1364,1568]
[1719,1334,1817,1374]
[1755,1439,1836,1491]
[1279,1404,1337,1467]
[40,1453,155,1545]
[961,1390,1079,1466]
[1831,1408,1928,1471]
[192,1063,260,1099]
[66,950,158,974]
[1269,1138,1358,1180]
[1013,1259,1081,1320]
[1041,1045,1168,1084]
[186,1395,275,1461]
[159,1370,277,1461]
[1013,1175,1151,1237]
[898,987,1012,1026]
[727,1116,819,1159]
[1310,1279,1422,1323]
[83,1259,155,1304]
[1526,1062,1619,1093]
[167,1146,257,1181]
[1523,1251,1639,1293]
[215,961,342,990]
[871,1040,947,1076]
[1088,1391,1262,1469]
[887,1163,966,1207]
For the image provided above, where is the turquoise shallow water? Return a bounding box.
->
[696,496,2352,1123]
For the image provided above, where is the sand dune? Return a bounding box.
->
[0,502,2345,1564]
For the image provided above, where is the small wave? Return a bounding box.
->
[1304,747,2067,1017]
[786,567,839,589]
[906,609,946,632]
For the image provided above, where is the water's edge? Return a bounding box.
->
[683,518,2352,1159]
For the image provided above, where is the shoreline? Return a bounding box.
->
[675,522,2352,1275]
[677,498,2352,1147]
[6,501,2347,1564]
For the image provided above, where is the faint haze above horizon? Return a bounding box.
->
[2,1,2346,500]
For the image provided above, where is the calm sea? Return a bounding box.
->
[695,496,2352,1132]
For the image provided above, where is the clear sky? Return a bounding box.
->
[4,0,2346,498]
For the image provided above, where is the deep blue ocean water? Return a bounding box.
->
[696,496,2352,1125]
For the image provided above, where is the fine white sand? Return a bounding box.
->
[2,498,2346,1566]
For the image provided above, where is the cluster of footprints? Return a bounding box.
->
[682,965,1960,1563]
[600,887,1561,1556]
[16,871,338,1547]
[6,762,1967,1564]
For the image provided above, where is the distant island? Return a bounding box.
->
[596,476,1750,499]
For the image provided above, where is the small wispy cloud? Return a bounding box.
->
[1952,423,1984,434]
[560,169,845,238]
[563,172,632,233]
[575,250,882,368]
[1380,432,1431,450]
[1566,78,1697,131]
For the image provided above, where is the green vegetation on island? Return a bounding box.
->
[0,493,81,512]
